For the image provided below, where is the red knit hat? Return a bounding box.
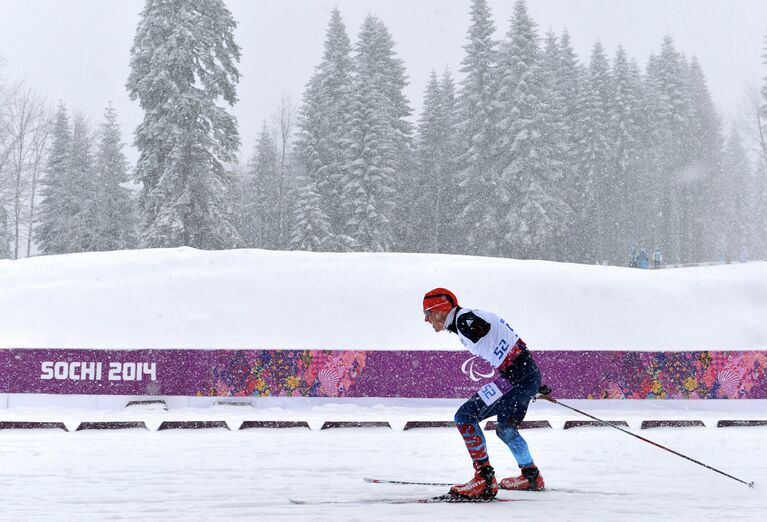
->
[423,288,458,314]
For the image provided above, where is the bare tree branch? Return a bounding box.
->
[2,85,48,258]
[737,81,767,169]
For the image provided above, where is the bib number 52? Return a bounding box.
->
[478,382,502,406]
[493,339,509,360]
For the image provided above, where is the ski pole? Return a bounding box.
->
[535,389,755,489]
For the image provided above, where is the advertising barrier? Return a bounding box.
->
[1,348,766,399]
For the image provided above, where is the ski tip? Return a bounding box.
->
[363,477,379,483]
[288,498,306,505]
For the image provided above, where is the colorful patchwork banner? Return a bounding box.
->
[0,349,765,399]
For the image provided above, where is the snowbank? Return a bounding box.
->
[0,247,765,350]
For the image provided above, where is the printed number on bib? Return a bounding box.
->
[492,339,509,364]
[478,382,503,406]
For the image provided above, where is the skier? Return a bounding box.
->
[652,248,662,269]
[423,288,544,499]
[638,249,649,269]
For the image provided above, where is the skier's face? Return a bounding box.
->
[424,309,448,332]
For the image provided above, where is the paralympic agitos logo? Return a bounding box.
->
[461,356,495,382]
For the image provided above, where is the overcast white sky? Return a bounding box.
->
[1,0,766,164]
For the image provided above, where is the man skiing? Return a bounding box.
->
[423,288,544,499]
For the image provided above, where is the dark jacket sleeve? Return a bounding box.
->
[456,311,491,343]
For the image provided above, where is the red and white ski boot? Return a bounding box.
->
[449,462,498,499]
[499,465,545,491]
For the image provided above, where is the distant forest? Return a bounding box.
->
[1,0,766,266]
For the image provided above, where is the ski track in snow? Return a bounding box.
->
[0,424,765,520]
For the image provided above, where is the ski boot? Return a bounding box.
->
[499,465,545,491]
[449,461,498,499]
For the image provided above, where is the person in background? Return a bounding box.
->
[653,248,662,269]
[638,249,649,269]
[422,288,545,499]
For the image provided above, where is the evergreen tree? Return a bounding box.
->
[720,129,754,259]
[36,106,98,255]
[127,0,242,249]
[290,178,332,251]
[647,36,694,263]
[540,31,567,166]
[555,30,584,260]
[557,30,583,162]
[454,0,499,256]
[341,15,411,251]
[69,113,98,252]
[575,41,611,263]
[414,69,460,252]
[686,57,724,262]
[762,28,767,142]
[87,103,138,251]
[754,29,767,258]
[413,72,442,250]
[36,103,74,255]
[438,70,461,251]
[636,53,666,255]
[494,0,570,259]
[241,124,280,249]
[606,46,642,262]
[294,7,353,249]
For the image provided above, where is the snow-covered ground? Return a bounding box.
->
[1,248,765,519]
[0,400,764,520]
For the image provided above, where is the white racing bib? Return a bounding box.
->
[476,376,514,406]
[453,308,520,369]
[478,382,502,406]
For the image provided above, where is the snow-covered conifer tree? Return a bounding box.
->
[557,30,583,163]
[756,31,767,256]
[87,103,138,251]
[538,30,575,260]
[341,15,411,251]
[685,57,725,261]
[294,7,352,249]
[36,106,98,254]
[70,114,98,252]
[646,36,694,263]
[454,0,499,256]
[414,70,460,252]
[718,129,754,259]
[575,41,612,263]
[127,0,242,249]
[555,30,585,260]
[290,178,332,251]
[36,103,74,254]
[494,1,570,259]
[606,46,642,262]
[634,53,666,255]
[241,124,280,249]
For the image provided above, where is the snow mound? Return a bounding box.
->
[0,247,764,350]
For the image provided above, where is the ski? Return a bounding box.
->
[364,477,453,486]
[289,494,519,505]
[363,477,628,496]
